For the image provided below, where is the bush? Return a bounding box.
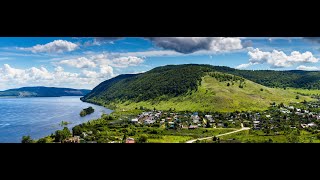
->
[21,135,34,143]
[136,134,148,143]
[80,107,95,117]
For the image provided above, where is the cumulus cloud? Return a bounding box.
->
[0,64,114,90]
[57,53,144,69]
[247,48,318,68]
[20,40,78,53]
[145,37,243,54]
[296,65,320,71]
[83,37,124,46]
[235,63,253,69]
[111,56,144,68]
[59,57,97,68]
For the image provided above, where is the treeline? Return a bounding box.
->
[208,72,246,88]
[80,107,94,117]
[210,66,320,89]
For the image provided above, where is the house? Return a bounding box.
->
[253,121,260,124]
[301,124,308,128]
[188,125,198,129]
[126,138,135,143]
[296,109,301,112]
[131,118,139,124]
[145,118,156,124]
[266,115,271,118]
[63,136,80,143]
[217,123,224,127]
[191,115,200,124]
[308,122,317,127]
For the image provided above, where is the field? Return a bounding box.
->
[108,75,314,112]
[287,88,320,96]
[204,129,320,143]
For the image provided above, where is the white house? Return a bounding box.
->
[131,118,139,124]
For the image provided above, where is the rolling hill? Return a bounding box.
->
[0,86,91,97]
[81,64,318,112]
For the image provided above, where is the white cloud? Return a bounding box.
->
[57,53,145,69]
[235,63,253,69]
[82,69,100,78]
[20,40,78,53]
[59,57,97,68]
[296,65,320,71]
[146,37,243,54]
[0,64,114,90]
[99,65,114,76]
[114,50,181,57]
[111,56,144,68]
[247,48,319,68]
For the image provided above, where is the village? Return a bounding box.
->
[48,99,320,143]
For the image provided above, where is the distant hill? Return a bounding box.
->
[0,86,91,97]
[81,64,317,112]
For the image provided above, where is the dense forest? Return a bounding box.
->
[82,64,320,105]
[82,65,212,102]
[210,66,320,89]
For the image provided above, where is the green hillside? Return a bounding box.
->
[82,64,315,112]
[103,75,313,112]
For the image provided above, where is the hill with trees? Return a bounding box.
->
[81,64,318,112]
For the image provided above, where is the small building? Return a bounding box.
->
[217,123,224,127]
[126,138,135,143]
[63,136,80,143]
[308,122,317,127]
[188,125,198,129]
[131,118,139,124]
[266,115,271,118]
[301,124,308,128]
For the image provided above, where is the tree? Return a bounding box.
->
[72,125,83,136]
[137,134,148,143]
[22,135,33,143]
[37,138,48,143]
[227,83,230,86]
[260,88,263,91]
[122,134,127,143]
[286,133,299,143]
[206,121,211,128]
[296,95,300,99]
[213,136,217,141]
[55,127,72,142]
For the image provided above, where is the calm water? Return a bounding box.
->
[0,96,112,143]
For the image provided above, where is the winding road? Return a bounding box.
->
[185,123,250,143]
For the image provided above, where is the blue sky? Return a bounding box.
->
[0,37,320,90]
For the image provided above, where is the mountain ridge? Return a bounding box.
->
[0,86,91,97]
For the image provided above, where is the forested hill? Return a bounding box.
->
[81,64,320,105]
[0,87,91,97]
[210,66,320,89]
[81,65,211,103]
